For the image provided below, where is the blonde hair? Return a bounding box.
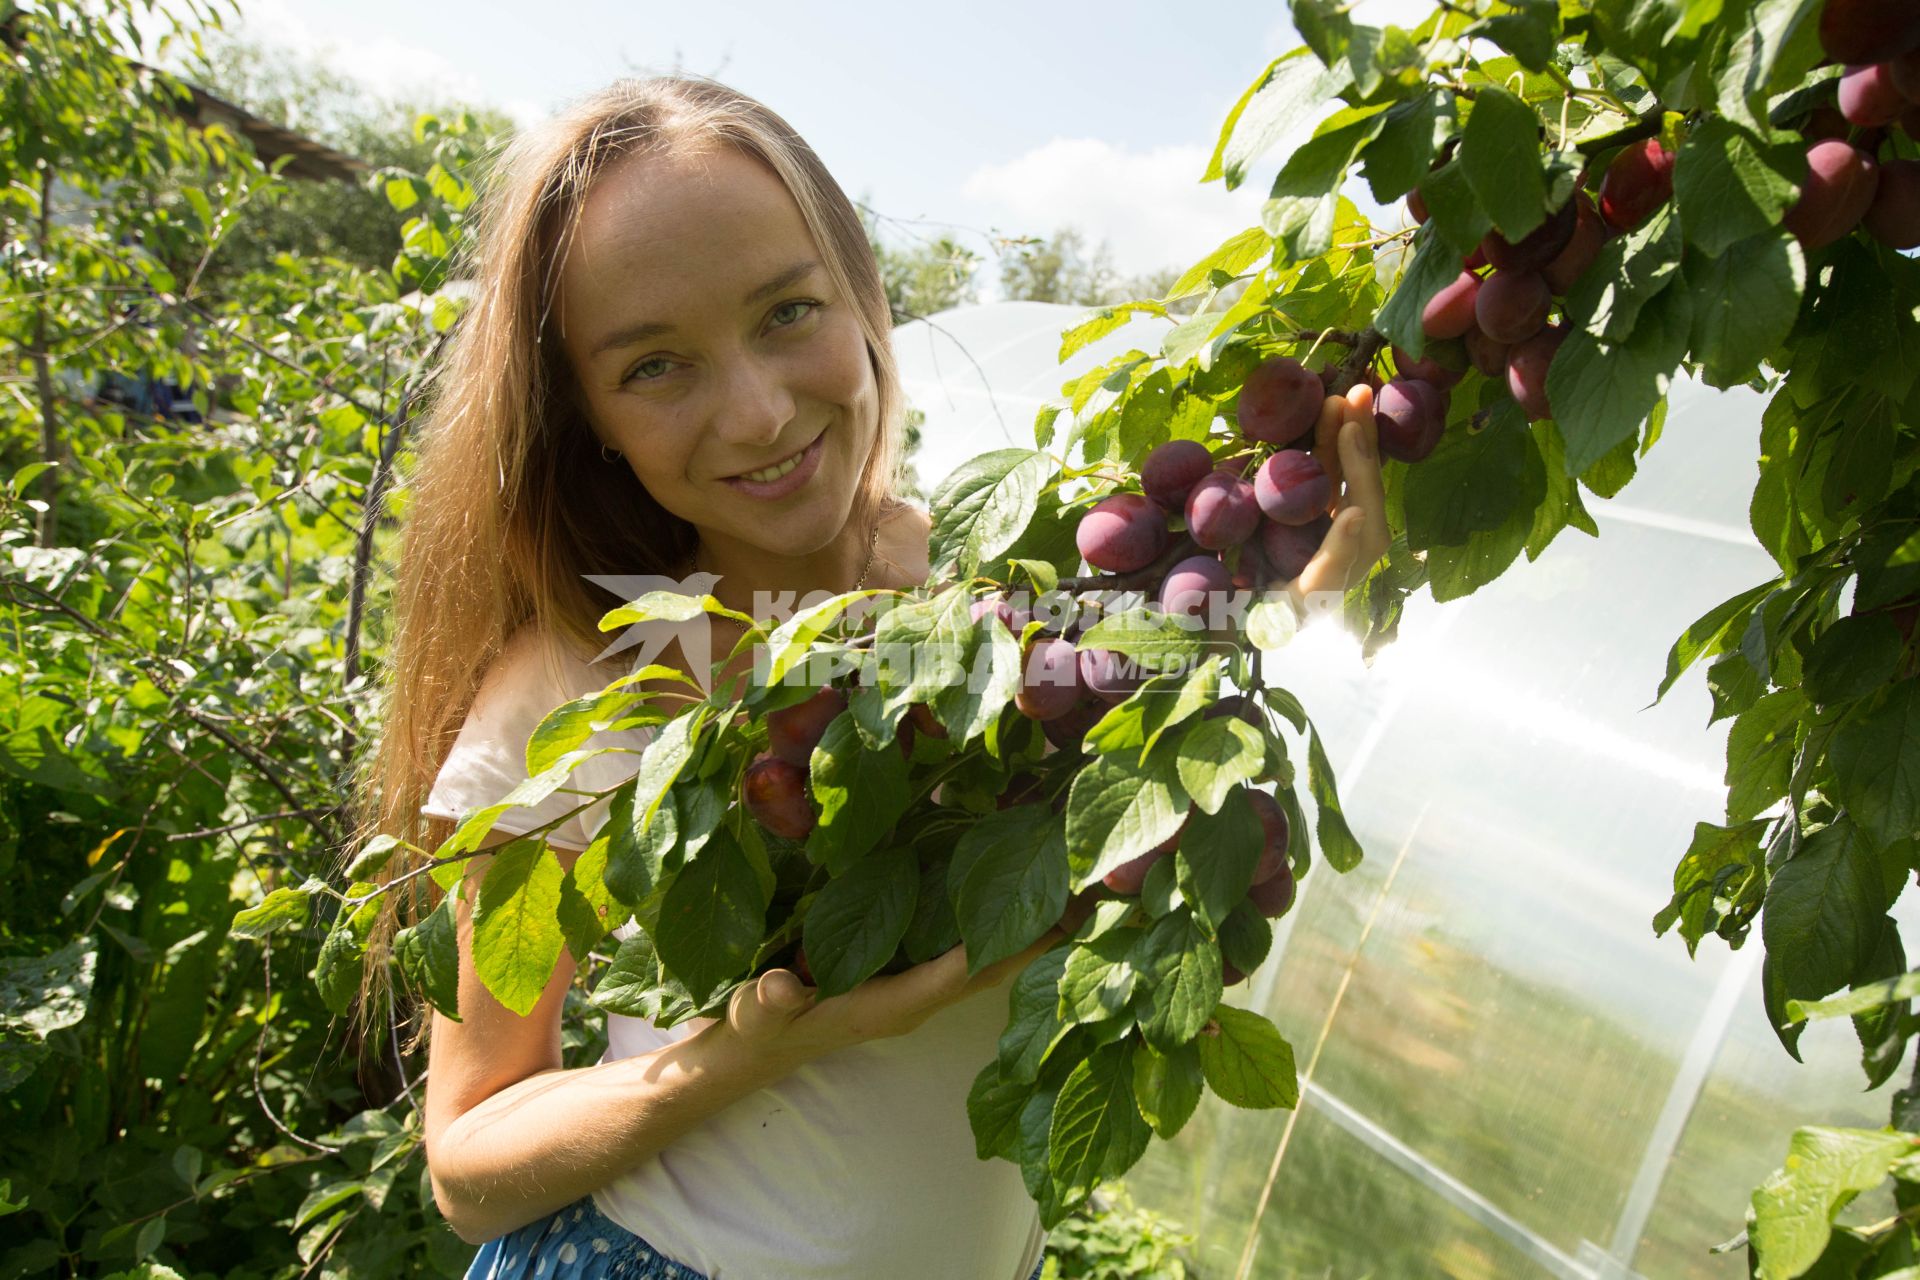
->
[344,75,907,1067]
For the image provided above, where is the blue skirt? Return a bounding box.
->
[465,1192,1047,1279]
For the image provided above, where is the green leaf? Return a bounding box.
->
[802,844,918,997]
[1725,689,1805,823]
[1685,232,1805,389]
[1359,93,1444,204]
[1674,119,1797,257]
[1709,0,1824,135]
[1017,1087,1071,1230]
[1206,50,1349,191]
[1065,750,1191,891]
[1000,944,1073,1084]
[394,896,461,1021]
[1198,1003,1299,1108]
[1077,607,1213,668]
[967,1059,1033,1162]
[1132,1040,1206,1140]
[1049,1041,1152,1208]
[1763,816,1894,1060]
[1563,207,1682,345]
[1059,929,1141,1024]
[589,932,696,1025]
[1306,725,1363,872]
[1374,225,1466,360]
[807,718,910,876]
[1830,681,1920,853]
[471,840,566,1016]
[1084,657,1223,762]
[1655,580,1777,704]
[1804,615,1905,709]
[1749,1127,1918,1279]
[655,828,771,1005]
[604,783,676,922]
[1458,87,1546,240]
[1219,900,1275,976]
[1548,283,1693,477]
[345,834,400,881]
[1401,408,1549,552]
[1653,817,1771,957]
[932,609,1022,743]
[228,885,312,940]
[1172,717,1265,816]
[954,808,1070,976]
[927,449,1052,580]
[1417,159,1491,258]
[557,836,616,964]
[1789,969,1920,1025]
[1131,910,1224,1050]
[1172,792,1265,930]
[759,592,881,688]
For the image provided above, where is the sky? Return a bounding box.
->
[185,0,1426,299]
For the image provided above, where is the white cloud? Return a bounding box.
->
[960,138,1269,290]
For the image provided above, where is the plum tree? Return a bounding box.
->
[907,701,948,740]
[1186,470,1262,549]
[1422,270,1482,339]
[1075,492,1168,572]
[1236,355,1324,447]
[766,685,848,767]
[1374,377,1447,463]
[742,754,817,840]
[1475,269,1552,345]
[1016,636,1083,721]
[1140,439,1215,510]
[1254,450,1333,524]
[1865,158,1920,249]
[1785,139,1880,249]
[1598,139,1674,230]
[1507,325,1568,422]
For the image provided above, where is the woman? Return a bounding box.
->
[355,75,1388,1280]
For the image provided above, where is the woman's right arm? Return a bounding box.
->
[424,829,1060,1246]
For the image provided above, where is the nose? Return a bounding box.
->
[712,350,797,456]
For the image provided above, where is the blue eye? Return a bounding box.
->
[621,300,823,386]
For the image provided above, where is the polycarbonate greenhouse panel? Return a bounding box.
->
[893,305,1907,1279]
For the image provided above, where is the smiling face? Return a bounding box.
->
[554,143,881,568]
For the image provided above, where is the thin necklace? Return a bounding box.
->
[851,516,882,590]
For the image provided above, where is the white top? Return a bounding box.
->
[422,626,1048,1280]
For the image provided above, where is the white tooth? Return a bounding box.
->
[742,448,804,483]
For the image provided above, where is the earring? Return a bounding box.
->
[601,442,622,463]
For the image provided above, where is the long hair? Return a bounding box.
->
[344,75,907,1067]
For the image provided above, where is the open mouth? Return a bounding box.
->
[722,427,827,499]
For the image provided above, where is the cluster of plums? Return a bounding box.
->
[1794,0,1920,252]
[1407,135,1667,426]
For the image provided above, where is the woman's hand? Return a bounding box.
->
[723,928,1066,1070]
[1283,385,1393,622]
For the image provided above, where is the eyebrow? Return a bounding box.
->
[591,260,822,359]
